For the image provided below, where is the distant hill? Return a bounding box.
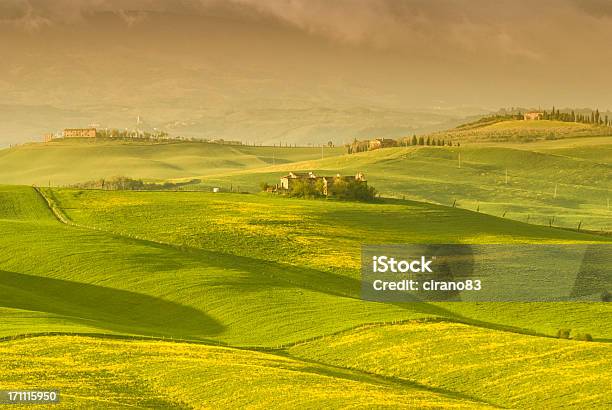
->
[0,138,345,186]
[430,119,612,143]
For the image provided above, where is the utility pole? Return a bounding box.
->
[553,183,558,199]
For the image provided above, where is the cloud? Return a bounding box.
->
[0,0,605,62]
[571,0,612,18]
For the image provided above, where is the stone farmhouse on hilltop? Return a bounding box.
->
[523,112,543,121]
[369,138,397,150]
[278,171,366,196]
[62,128,97,138]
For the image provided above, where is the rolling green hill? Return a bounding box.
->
[1,185,607,343]
[195,140,612,232]
[1,185,610,408]
[0,138,344,186]
[1,130,610,233]
[289,322,612,409]
[431,119,612,143]
[1,335,497,409]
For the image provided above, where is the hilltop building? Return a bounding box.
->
[62,128,97,138]
[369,138,397,150]
[523,112,543,121]
[279,171,366,196]
[43,133,54,143]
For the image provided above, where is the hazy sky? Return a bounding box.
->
[1,0,612,143]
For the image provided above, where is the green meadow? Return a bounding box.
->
[196,138,612,232]
[431,119,612,142]
[0,130,610,408]
[0,336,494,409]
[0,138,344,186]
[289,322,612,409]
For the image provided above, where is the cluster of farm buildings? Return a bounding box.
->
[270,171,366,196]
[43,128,97,142]
[523,112,543,120]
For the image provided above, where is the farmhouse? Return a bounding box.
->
[62,128,97,138]
[523,112,543,121]
[369,138,397,150]
[279,172,317,191]
[279,171,367,196]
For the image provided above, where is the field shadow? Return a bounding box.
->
[155,243,468,323]
[0,270,224,339]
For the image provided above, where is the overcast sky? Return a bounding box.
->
[1,0,612,121]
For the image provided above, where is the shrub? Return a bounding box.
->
[259,182,270,191]
[557,328,571,339]
[329,179,376,202]
[573,333,593,342]
[289,180,321,199]
[601,290,611,302]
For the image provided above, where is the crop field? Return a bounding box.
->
[19,186,610,340]
[289,322,612,409]
[431,120,612,143]
[2,135,610,231]
[0,139,344,186]
[195,139,612,232]
[0,134,610,408]
[1,336,491,409]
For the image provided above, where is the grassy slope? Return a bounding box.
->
[1,134,610,230]
[1,186,610,408]
[42,187,612,339]
[0,336,490,409]
[196,141,612,231]
[289,322,612,409]
[0,139,344,186]
[1,187,421,345]
[432,119,612,143]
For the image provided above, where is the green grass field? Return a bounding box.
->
[0,335,497,409]
[1,185,610,346]
[0,134,610,408]
[195,139,612,232]
[1,135,610,231]
[0,138,344,186]
[431,119,612,143]
[289,322,612,408]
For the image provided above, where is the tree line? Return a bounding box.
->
[347,136,456,154]
[539,106,611,126]
[70,176,199,191]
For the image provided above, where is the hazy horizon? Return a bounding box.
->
[2,0,612,146]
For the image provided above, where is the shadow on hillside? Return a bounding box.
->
[0,270,224,339]
[130,239,470,324]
